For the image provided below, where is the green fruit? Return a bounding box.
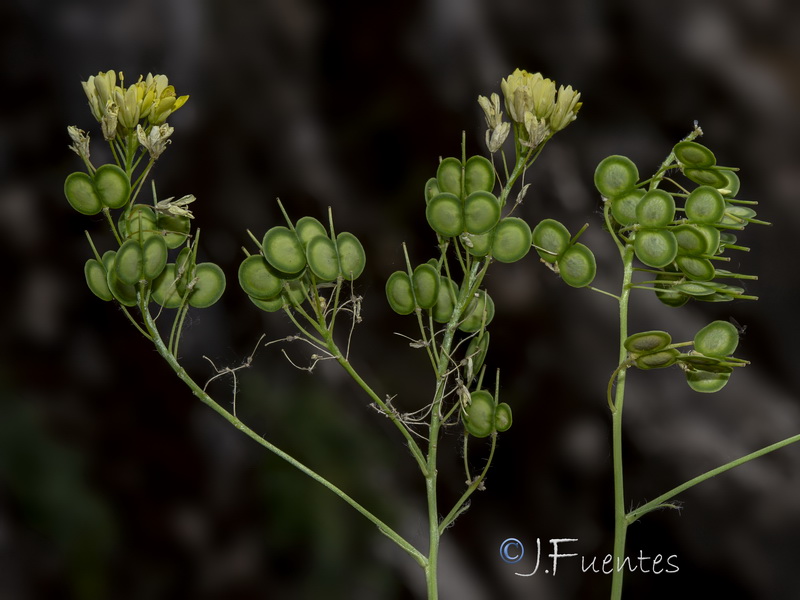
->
[93,164,131,209]
[64,172,102,215]
[126,205,158,241]
[674,224,709,256]
[436,157,463,197]
[463,231,494,257]
[104,252,137,306]
[674,141,716,168]
[462,390,495,438]
[426,192,464,237]
[262,226,306,275]
[532,218,570,263]
[295,216,328,248]
[465,332,490,378]
[633,229,677,268]
[635,189,676,228]
[594,155,639,198]
[142,235,168,281]
[306,236,340,282]
[187,263,226,308]
[717,170,740,196]
[151,264,183,308]
[412,263,440,310]
[115,239,144,285]
[693,320,739,357]
[654,272,689,308]
[250,295,285,313]
[459,290,495,332]
[685,369,731,393]
[624,330,672,353]
[282,277,309,307]
[385,271,415,315]
[684,168,729,189]
[463,191,501,234]
[610,189,644,227]
[634,348,679,370]
[239,254,283,300]
[157,213,191,249]
[424,177,440,204]
[685,186,725,224]
[557,243,596,288]
[491,217,531,263]
[494,402,512,433]
[84,258,112,301]
[432,277,459,323]
[676,255,715,281]
[336,232,366,281]
[464,155,495,195]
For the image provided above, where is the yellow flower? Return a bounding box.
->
[549,85,582,132]
[499,69,581,139]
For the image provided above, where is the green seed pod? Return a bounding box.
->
[426,193,464,237]
[84,258,112,301]
[282,277,309,307]
[694,320,739,357]
[491,217,532,263]
[459,290,495,332]
[684,168,729,189]
[94,164,131,209]
[634,348,680,370]
[610,189,644,227]
[239,254,283,300]
[462,390,495,438]
[64,172,102,215]
[336,232,366,281]
[306,236,340,282]
[685,369,731,393]
[557,243,597,288]
[437,157,463,197]
[262,226,306,275]
[432,277,459,323]
[654,271,689,308]
[694,224,721,255]
[126,205,158,241]
[464,231,494,257]
[151,264,183,308]
[424,177,440,204]
[187,263,226,308]
[594,155,639,198]
[723,205,757,222]
[115,238,144,285]
[142,235,168,281]
[676,255,715,281]
[674,141,716,168]
[465,332,490,378]
[633,229,677,268]
[636,189,676,228]
[385,271,415,315]
[494,402,512,433]
[680,355,733,372]
[250,295,285,313]
[685,186,725,224]
[157,213,191,249]
[673,282,716,297]
[104,252,137,307]
[295,216,328,248]
[412,263,440,310]
[624,330,672,353]
[464,155,495,195]
[463,191,501,235]
[532,218,570,263]
[718,170,740,196]
[674,224,709,256]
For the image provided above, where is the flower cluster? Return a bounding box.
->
[479,69,581,152]
[81,70,189,141]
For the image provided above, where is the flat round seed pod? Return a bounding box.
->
[432,277,459,323]
[126,205,158,241]
[610,189,644,226]
[84,258,112,301]
[624,330,672,353]
[694,224,721,254]
[594,155,639,198]
[694,320,739,357]
[424,177,440,204]
[459,290,495,332]
[685,186,725,224]
[94,164,131,209]
[238,254,283,300]
[464,155,495,194]
[64,172,102,215]
[635,189,676,228]
[633,229,677,268]
[412,263,440,310]
[674,224,709,256]
[282,277,309,307]
[142,235,168,281]
[464,231,493,257]
[436,157,463,197]
[426,193,464,237]
[680,355,733,372]
[532,218,570,263]
[685,369,730,393]
[557,243,596,288]
[494,402,512,433]
[295,216,328,248]
[655,273,689,308]
[250,295,285,313]
[306,235,340,282]
[336,232,366,281]
[673,282,716,297]
[115,238,144,285]
[462,390,495,438]
[491,217,532,263]
[674,141,716,168]
[188,262,226,308]
[634,348,680,370]
[157,213,191,249]
[385,271,415,315]
[262,226,306,275]
[676,255,715,281]
[465,332,490,378]
[105,253,137,306]
[463,191,501,234]
[718,170,740,196]
[151,264,183,308]
[684,168,729,189]
[724,205,757,221]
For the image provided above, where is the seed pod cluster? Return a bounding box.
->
[461,389,512,438]
[532,219,597,288]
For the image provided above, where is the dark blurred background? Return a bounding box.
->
[2,0,800,598]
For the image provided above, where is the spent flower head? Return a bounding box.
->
[477,92,510,152]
